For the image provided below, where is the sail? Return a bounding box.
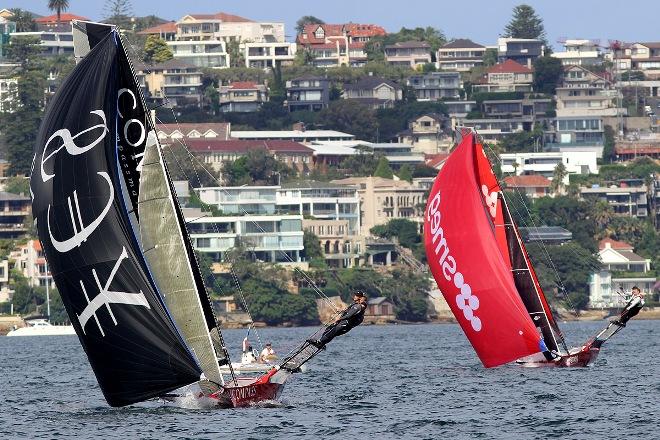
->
[424,134,543,367]
[30,28,202,406]
[138,132,226,385]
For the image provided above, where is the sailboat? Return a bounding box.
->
[30,21,322,408]
[423,131,625,368]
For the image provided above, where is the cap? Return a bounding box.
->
[353,291,365,297]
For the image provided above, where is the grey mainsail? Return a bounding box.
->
[138,131,226,385]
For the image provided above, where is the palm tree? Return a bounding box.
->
[9,8,36,32]
[47,0,69,24]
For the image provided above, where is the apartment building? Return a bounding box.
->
[497,37,544,68]
[437,38,487,71]
[552,39,602,66]
[589,238,655,308]
[342,76,402,109]
[0,191,30,239]
[219,81,268,112]
[384,41,432,68]
[134,59,203,107]
[501,150,598,183]
[167,39,229,68]
[610,42,660,73]
[285,76,330,112]
[331,176,427,234]
[397,113,452,154]
[407,71,461,101]
[472,59,533,93]
[555,66,618,117]
[11,240,54,288]
[11,30,74,56]
[244,42,296,69]
[580,183,648,218]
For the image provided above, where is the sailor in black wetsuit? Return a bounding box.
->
[613,286,645,327]
[309,291,368,348]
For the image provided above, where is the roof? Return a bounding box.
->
[368,296,392,305]
[34,13,89,23]
[385,41,431,49]
[185,12,253,22]
[599,238,634,251]
[157,122,230,139]
[232,130,354,140]
[184,139,313,154]
[344,76,401,91]
[519,226,572,242]
[297,23,385,45]
[638,42,660,49]
[305,143,358,156]
[503,175,551,188]
[440,38,485,49]
[137,21,177,35]
[487,59,533,74]
[227,81,260,89]
[425,153,449,169]
[0,191,30,201]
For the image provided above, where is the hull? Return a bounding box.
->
[516,345,599,368]
[6,324,76,337]
[210,368,289,408]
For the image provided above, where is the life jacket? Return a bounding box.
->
[344,302,366,327]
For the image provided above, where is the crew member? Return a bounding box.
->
[614,286,645,327]
[241,336,257,364]
[308,291,368,348]
[259,342,277,363]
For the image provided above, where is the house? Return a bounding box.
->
[134,59,204,107]
[364,297,396,323]
[331,176,427,234]
[589,238,655,308]
[552,39,602,66]
[384,41,432,68]
[625,42,660,73]
[10,30,74,56]
[285,76,330,112]
[437,38,487,71]
[137,21,177,41]
[219,81,268,112]
[342,76,402,109]
[497,37,544,68]
[34,13,89,31]
[368,143,425,168]
[472,59,533,93]
[0,192,30,238]
[580,183,648,218]
[397,113,452,154]
[501,151,598,182]
[407,71,461,101]
[503,175,551,198]
[11,240,54,288]
[167,39,229,68]
[555,65,618,119]
[182,139,314,174]
[296,23,385,67]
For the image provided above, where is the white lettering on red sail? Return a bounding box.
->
[423,133,542,367]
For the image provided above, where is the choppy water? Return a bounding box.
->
[1,320,658,439]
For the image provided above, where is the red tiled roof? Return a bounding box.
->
[599,238,633,250]
[33,240,42,252]
[137,22,177,35]
[615,146,660,155]
[34,13,89,23]
[503,175,551,188]
[425,153,449,169]
[343,23,386,37]
[229,81,258,89]
[185,139,313,154]
[297,23,385,45]
[186,12,253,22]
[488,59,533,74]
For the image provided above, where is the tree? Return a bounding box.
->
[533,196,598,252]
[302,229,324,267]
[222,149,295,186]
[1,36,46,176]
[319,100,378,141]
[498,124,544,152]
[226,39,245,68]
[295,16,325,34]
[142,35,173,63]
[370,218,420,249]
[602,125,616,164]
[293,47,316,66]
[373,156,394,179]
[397,164,413,182]
[47,0,69,24]
[482,48,498,67]
[9,9,36,32]
[503,4,547,44]
[104,0,133,29]
[339,152,379,177]
[3,177,30,195]
[532,56,563,94]
[550,162,567,195]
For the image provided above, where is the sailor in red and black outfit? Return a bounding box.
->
[309,291,368,348]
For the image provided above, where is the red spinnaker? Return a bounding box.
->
[424,134,542,367]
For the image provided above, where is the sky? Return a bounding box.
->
[6,0,660,50]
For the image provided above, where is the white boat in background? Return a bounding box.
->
[6,319,75,337]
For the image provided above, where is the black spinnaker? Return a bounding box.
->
[31,24,202,407]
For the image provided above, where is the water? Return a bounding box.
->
[1,321,658,439]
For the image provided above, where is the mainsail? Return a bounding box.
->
[424,133,544,367]
[31,25,202,406]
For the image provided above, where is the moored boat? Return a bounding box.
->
[6,319,75,337]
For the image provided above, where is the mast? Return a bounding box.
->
[45,259,50,321]
[500,185,569,355]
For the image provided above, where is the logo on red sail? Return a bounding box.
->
[427,192,482,331]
